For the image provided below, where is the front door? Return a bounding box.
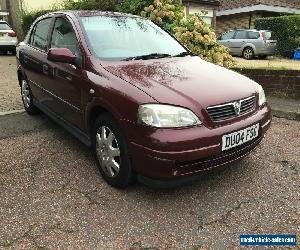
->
[231,30,248,55]
[218,30,236,55]
[45,16,85,129]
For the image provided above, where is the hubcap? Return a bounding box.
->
[96,126,121,178]
[21,80,31,108]
[244,49,253,59]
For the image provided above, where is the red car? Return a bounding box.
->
[16,11,271,188]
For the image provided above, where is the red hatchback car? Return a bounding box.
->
[16,11,271,188]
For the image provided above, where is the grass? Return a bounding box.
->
[232,57,300,71]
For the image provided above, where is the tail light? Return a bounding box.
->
[8,31,17,37]
[261,31,266,44]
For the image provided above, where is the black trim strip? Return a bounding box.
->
[29,80,81,112]
[33,98,91,147]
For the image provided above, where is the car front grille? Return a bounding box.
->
[207,96,256,121]
[174,135,263,177]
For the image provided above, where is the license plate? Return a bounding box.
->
[222,124,259,151]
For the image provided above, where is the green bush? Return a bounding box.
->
[62,0,118,11]
[21,0,119,35]
[140,0,235,67]
[255,15,300,58]
[22,9,51,35]
[117,0,153,15]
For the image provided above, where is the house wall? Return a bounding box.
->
[0,0,9,21]
[216,12,262,34]
[184,3,218,28]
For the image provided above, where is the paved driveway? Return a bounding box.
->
[0,112,299,249]
[0,55,23,113]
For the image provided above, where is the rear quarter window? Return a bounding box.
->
[265,31,274,40]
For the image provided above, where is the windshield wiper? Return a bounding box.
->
[173,51,193,57]
[122,53,172,61]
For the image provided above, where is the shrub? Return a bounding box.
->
[62,0,118,11]
[117,0,153,15]
[21,0,119,35]
[22,9,51,35]
[255,15,300,58]
[174,15,234,67]
[140,0,235,67]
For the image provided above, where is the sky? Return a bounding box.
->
[22,0,61,10]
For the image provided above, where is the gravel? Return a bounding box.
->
[0,55,23,112]
[0,114,299,249]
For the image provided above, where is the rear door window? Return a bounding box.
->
[234,31,247,39]
[247,31,260,39]
[30,18,52,51]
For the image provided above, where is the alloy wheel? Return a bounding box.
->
[96,126,121,178]
[243,49,253,59]
[21,80,31,108]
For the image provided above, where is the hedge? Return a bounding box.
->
[21,0,118,35]
[255,15,300,58]
[22,10,51,35]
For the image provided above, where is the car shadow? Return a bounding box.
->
[14,112,252,196]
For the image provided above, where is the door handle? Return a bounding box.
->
[42,64,49,74]
[23,54,29,64]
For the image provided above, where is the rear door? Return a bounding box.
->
[231,30,248,55]
[19,17,53,104]
[247,31,261,52]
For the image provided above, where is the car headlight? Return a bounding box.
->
[258,85,266,107]
[138,104,202,128]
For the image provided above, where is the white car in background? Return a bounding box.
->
[0,21,17,55]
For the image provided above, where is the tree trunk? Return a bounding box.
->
[7,0,24,41]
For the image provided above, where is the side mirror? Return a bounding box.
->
[47,48,80,67]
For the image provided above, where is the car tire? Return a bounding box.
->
[242,47,254,60]
[92,113,135,188]
[20,79,40,115]
[11,48,16,56]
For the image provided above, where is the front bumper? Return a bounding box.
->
[124,104,271,181]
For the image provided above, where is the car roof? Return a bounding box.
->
[233,29,271,32]
[43,10,141,19]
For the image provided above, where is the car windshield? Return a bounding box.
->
[0,22,11,30]
[80,16,187,61]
